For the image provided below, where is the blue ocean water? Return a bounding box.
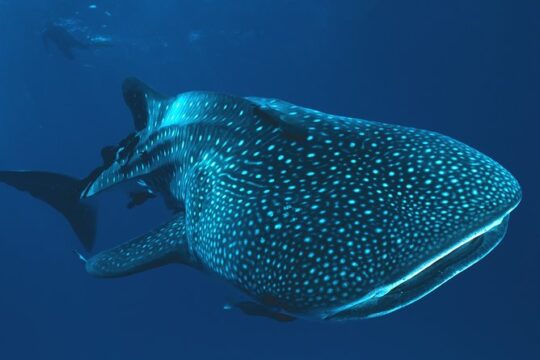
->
[0,0,538,359]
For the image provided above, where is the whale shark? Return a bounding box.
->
[0,78,521,321]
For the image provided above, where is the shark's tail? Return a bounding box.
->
[0,171,96,250]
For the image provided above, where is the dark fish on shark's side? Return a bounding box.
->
[0,78,521,321]
[127,189,156,209]
[42,23,113,60]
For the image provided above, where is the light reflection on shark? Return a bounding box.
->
[0,78,521,321]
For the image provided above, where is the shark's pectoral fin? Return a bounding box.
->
[86,215,194,278]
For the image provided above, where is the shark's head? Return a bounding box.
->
[188,97,521,320]
[292,118,523,320]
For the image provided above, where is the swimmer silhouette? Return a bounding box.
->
[42,23,111,60]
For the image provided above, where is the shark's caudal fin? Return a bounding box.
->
[0,171,96,250]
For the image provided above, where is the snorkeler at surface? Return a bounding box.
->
[42,22,112,60]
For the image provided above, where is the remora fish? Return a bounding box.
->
[0,78,521,321]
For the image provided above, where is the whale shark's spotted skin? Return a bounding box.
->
[4,79,519,321]
[159,96,520,318]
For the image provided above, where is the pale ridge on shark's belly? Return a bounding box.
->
[326,211,512,319]
[0,77,522,321]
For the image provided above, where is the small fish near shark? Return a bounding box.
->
[0,78,521,321]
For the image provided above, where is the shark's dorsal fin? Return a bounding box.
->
[248,97,311,142]
[252,105,309,142]
[122,77,168,131]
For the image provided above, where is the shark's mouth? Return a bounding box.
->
[327,214,511,320]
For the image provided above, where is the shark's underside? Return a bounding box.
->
[0,78,521,321]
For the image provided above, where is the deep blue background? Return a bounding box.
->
[0,1,538,359]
